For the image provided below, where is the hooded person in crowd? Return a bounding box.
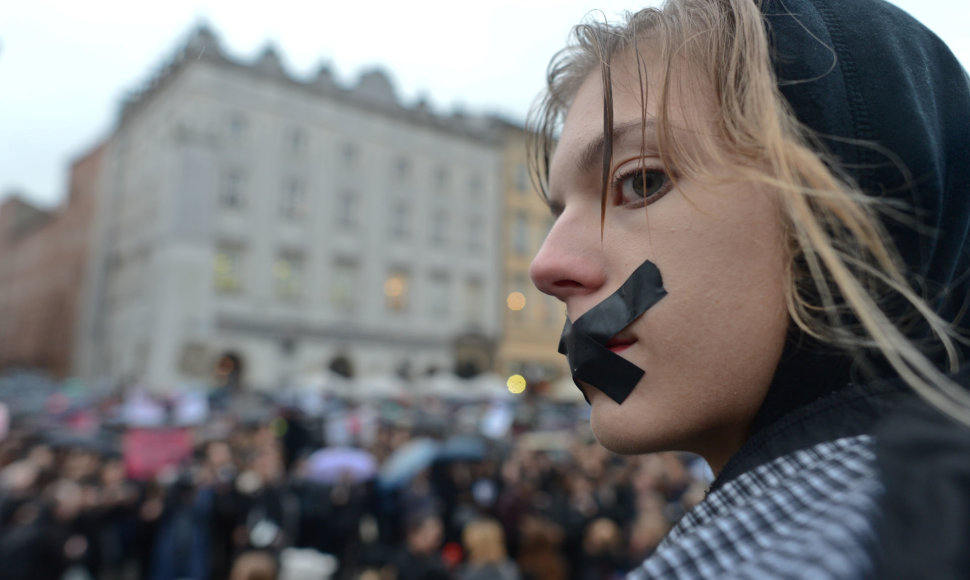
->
[528,0,970,577]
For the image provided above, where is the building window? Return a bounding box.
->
[280,178,306,220]
[428,273,450,317]
[469,174,483,196]
[463,277,483,326]
[389,199,409,239]
[515,163,529,193]
[384,269,410,313]
[337,189,357,228]
[214,246,244,294]
[331,260,358,309]
[220,169,245,209]
[228,112,247,139]
[340,142,359,168]
[430,210,449,245]
[433,166,449,192]
[467,215,483,253]
[394,156,411,180]
[512,211,529,255]
[274,254,304,300]
[284,126,305,156]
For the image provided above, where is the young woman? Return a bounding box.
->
[527,0,970,577]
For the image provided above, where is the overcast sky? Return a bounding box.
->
[2,0,967,207]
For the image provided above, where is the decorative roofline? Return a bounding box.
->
[115,23,515,143]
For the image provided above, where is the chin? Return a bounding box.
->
[589,403,663,455]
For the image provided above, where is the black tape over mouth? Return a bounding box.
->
[558,260,667,404]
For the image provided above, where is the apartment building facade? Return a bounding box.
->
[76,26,504,390]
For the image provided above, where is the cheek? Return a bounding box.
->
[660,215,790,372]
[635,209,789,422]
[658,192,790,339]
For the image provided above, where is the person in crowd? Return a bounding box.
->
[147,473,213,580]
[527,0,970,577]
[0,388,712,578]
[237,443,300,554]
[200,439,242,580]
[0,478,70,580]
[96,454,140,580]
[458,518,520,580]
[577,518,626,580]
[229,549,278,580]
[515,515,567,580]
[390,510,449,580]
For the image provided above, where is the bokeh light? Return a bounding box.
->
[507,374,527,394]
[506,291,526,311]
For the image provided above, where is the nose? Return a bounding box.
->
[529,211,607,301]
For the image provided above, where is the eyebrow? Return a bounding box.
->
[578,119,658,175]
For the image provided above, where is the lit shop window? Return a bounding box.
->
[384,270,410,313]
[274,254,304,300]
[214,247,244,294]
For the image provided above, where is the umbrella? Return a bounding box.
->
[467,373,516,401]
[305,447,377,484]
[437,435,486,462]
[355,374,407,400]
[46,430,121,456]
[377,438,441,490]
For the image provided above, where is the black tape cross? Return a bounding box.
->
[558,260,667,404]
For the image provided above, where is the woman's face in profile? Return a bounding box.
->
[530,51,790,470]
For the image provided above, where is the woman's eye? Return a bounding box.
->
[616,169,670,205]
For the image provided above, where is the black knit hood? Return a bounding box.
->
[719,0,970,481]
[767,0,970,319]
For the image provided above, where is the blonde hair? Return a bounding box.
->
[230,551,278,580]
[463,518,509,565]
[528,0,970,423]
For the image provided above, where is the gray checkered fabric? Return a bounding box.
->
[629,435,881,579]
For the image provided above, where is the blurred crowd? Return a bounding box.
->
[0,379,712,580]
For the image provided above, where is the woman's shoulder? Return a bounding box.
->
[633,434,882,579]
[873,392,970,580]
[632,382,970,580]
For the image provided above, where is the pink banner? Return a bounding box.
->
[123,427,194,481]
